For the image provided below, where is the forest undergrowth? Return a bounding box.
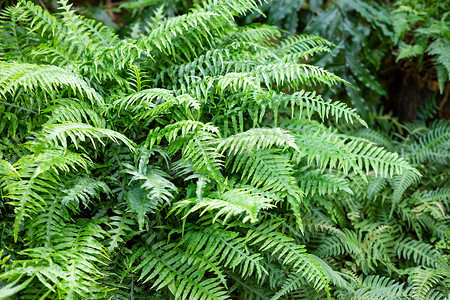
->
[0,0,449,299]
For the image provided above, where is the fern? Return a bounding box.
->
[34,122,135,151]
[0,0,445,299]
[409,268,445,300]
[390,169,421,204]
[0,222,109,298]
[350,275,407,300]
[396,41,426,61]
[43,98,104,127]
[0,276,35,299]
[149,120,219,146]
[277,34,335,56]
[298,169,353,197]
[1,149,90,242]
[181,187,275,223]
[178,224,267,280]
[60,176,110,208]
[125,165,177,229]
[134,236,230,300]
[218,128,299,155]
[0,62,103,105]
[271,272,310,300]
[182,130,224,182]
[367,175,388,199]
[409,121,450,164]
[246,220,331,295]
[230,149,302,197]
[106,211,137,253]
[395,237,446,269]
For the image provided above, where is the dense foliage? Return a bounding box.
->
[246,0,450,119]
[0,0,449,299]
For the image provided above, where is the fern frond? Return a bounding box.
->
[314,234,347,258]
[421,289,450,300]
[344,139,418,178]
[0,221,109,298]
[182,130,224,182]
[293,131,361,177]
[390,169,421,203]
[201,0,263,18]
[298,169,353,197]
[56,0,95,52]
[115,88,175,112]
[126,166,176,204]
[178,224,267,279]
[413,201,448,222]
[280,46,333,62]
[230,149,301,197]
[0,276,35,299]
[106,211,137,252]
[396,237,445,268]
[126,64,150,92]
[218,128,299,155]
[410,268,444,300]
[0,159,18,178]
[397,42,426,61]
[435,62,449,94]
[349,128,394,148]
[135,237,230,300]
[216,72,261,93]
[0,5,34,61]
[57,0,116,47]
[217,63,348,93]
[303,210,343,235]
[253,63,348,89]
[277,34,335,56]
[226,272,273,300]
[125,166,177,229]
[419,188,450,207]
[224,23,280,45]
[428,38,450,75]
[31,41,82,67]
[367,175,387,199]
[0,62,103,105]
[315,226,396,274]
[135,94,200,121]
[29,198,68,247]
[280,90,367,126]
[312,254,352,289]
[60,176,110,208]
[159,42,263,84]
[183,187,275,223]
[410,121,450,164]
[34,122,135,151]
[351,275,406,300]
[271,272,309,300]
[138,10,224,60]
[149,120,219,146]
[246,221,331,294]
[16,0,62,39]
[2,149,90,242]
[43,98,104,128]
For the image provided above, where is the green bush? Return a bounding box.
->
[0,0,448,299]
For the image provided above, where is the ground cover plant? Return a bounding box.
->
[0,0,449,299]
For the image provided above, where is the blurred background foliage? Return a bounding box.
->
[243,0,450,121]
[9,0,449,122]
